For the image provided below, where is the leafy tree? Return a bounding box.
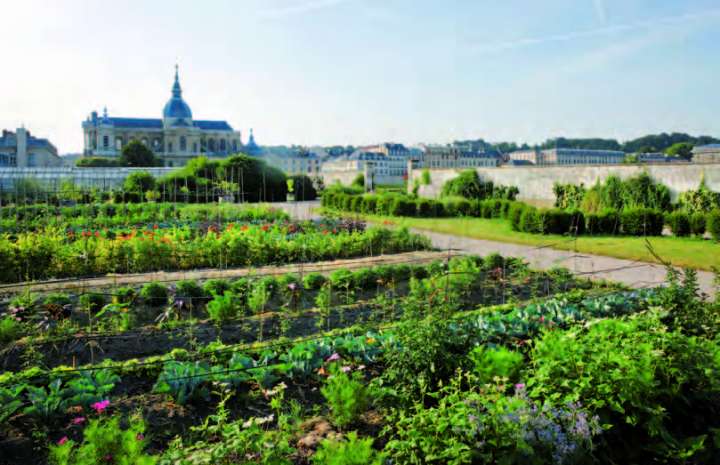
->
[119,140,160,167]
[665,142,694,160]
[123,171,156,194]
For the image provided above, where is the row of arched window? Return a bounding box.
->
[97,134,240,154]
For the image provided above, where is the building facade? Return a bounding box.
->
[0,128,62,167]
[418,145,501,169]
[82,66,243,167]
[266,149,321,176]
[507,148,625,166]
[693,144,720,163]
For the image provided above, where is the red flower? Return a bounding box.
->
[241,225,249,231]
[94,231,100,237]
[153,224,159,230]
[57,436,69,446]
[261,224,270,232]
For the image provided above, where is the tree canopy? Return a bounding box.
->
[119,141,161,167]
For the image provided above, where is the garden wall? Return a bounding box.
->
[410,163,720,203]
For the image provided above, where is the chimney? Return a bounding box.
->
[16,127,28,167]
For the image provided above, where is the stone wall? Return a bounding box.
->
[0,166,175,190]
[409,163,720,203]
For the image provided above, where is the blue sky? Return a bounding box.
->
[1,0,719,153]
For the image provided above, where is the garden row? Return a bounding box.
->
[0,223,430,284]
[0,203,289,232]
[1,255,594,368]
[7,281,715,465]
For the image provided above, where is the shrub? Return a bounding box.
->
[175,280,205,307]
[350,195,363,213]
[416,198,433,217]
[519,207,542,233]
[586,208,620,235]
[140,282,168,307]
[313,432,384,465]
[666,211,690,237]
[43,293,71,307]
[620,208,664,236]
[441,170,493,199]
[112,287,136,305]
[390,197,415,217]
[321,367,370,428]
[303,272,327,290]
[689,212,706,236]
[79,293,106,313]
[202,279,231,297]
[508,202,527,231]
[288,174,317,201]
[468,345,523,385]
[206,292,237,323]
[707,209,720,241]
[0,316,22,345]
[361,195,378,214]
[542,209,572,235]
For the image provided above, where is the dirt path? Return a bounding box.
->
[0,250,452,295]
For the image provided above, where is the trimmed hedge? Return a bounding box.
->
[665,211,690,237]
[707,209,720,241]
[620,208,664,236]
[689,212,706,236]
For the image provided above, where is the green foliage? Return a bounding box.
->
[441,170,494,200]
[303,272,327,290]
[154,361,211,404]
[421,169,432,186]
[76,157,123,167]
[468,345,523,385]
[206,292,238,323]
[585,208,620,235]
[665,141,694,160]
[0,384,26,424]
[123,171,157,201]
[140,282,169,307]
[666,211,690,237]
[553,183,586,210]
[203,279,231,297]
[678,179,720,213]
[689,212,706,236]
[64,369,120,408]
[352,173,365,188]
[321,367,371,428]
[313,432,384,465]
[175,280,205,307]
[79,293,106,313]
[620,208,664,236]
[0,316,23,345]
[707,210,720,241]
[288,174,318,200]
[527,316,720,462]
[120,140,161,167]
[49,415,156,465]
[24,379,67,418]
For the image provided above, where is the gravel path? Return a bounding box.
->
[276,201,717,296]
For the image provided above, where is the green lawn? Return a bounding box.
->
[357,213,720,271]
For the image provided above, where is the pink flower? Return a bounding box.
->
[71,416,86,425]
[326,353,341,362]
[539,316,545,323]
[515,383,526,391]
[91,399,110,414]
[341,365,352,373]
[57,436,69,446]
[136,433,144,441]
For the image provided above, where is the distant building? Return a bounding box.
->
[82,66,245,167]
[320,146,411,185]
[507,148,625,166]
[266,148,321,176]
[693,144,720,163]
[635,152,688,164]
[418,145,500,169]
[0,128,62,167]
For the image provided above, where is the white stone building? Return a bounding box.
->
[0,128,62,167]
[692,144,720,163]
[82,66,244,167]
[418,144,500,169]
[507,148,625,166]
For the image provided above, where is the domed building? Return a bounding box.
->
[82,66,247,167]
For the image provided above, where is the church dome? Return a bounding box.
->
[163,65,193,120]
